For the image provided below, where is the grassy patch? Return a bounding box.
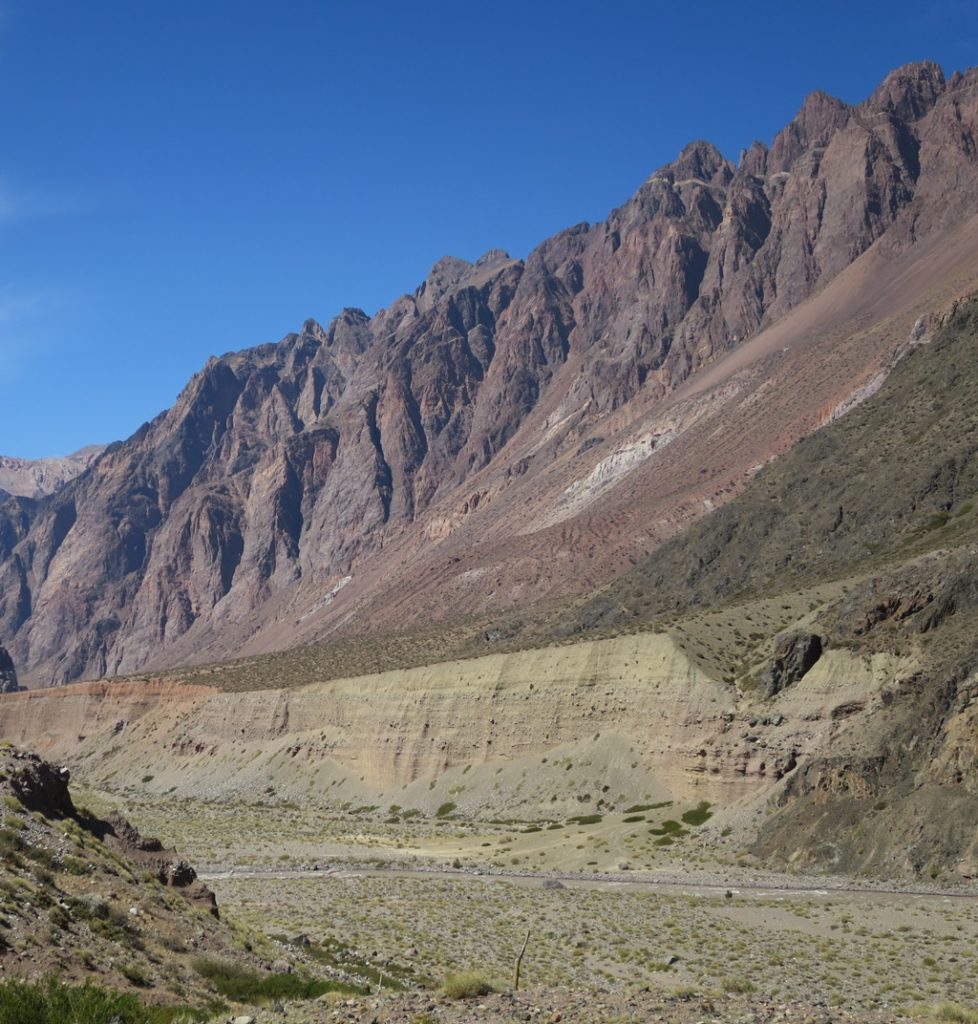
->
[441,971,495,1000]
[722,976,757,994]
[930,1004,978,1024]
[191,957,357,1003]
[0,977,202,1024]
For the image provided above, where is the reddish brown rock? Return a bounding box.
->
[3,62,978,684]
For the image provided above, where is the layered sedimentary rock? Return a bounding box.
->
[0,633,913,821]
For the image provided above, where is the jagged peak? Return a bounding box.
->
[657,140,732,186]
[738,140,769,177]
[411,251,520,313]
[323,307,371,354]
[414,255,472,310]
[768,89,851,172]
[864,60,946,121]
[475,248,511,267]
[796,89,851,136]
[300,317,326,337]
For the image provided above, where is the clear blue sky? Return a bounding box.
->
[0,1,974,458]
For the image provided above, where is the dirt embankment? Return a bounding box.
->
[0,633,910,821]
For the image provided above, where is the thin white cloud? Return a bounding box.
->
[0,179,90,224]
[0,286,72,383]
[0,184,14,222]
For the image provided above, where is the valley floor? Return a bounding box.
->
[234,986,931,1024]
[76,787,978,1019]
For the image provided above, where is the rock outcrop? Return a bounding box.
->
[102,812,219,917]
[0,746,218,916]
[6,748,75,816]
[0,642,20,693]
[0,745,261,994]
[759,633,824,699]
[4,62,978,685]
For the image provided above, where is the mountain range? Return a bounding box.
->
[3,59,978,691]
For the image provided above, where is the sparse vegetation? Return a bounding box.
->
[930,1003,978,1024]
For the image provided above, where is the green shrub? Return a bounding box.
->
[46,906,70,931]
[0,977,200,1024]
[59,855,90,876]
[118,963,153,988]
[681,801,713,826]
[441,971,495,999]
[0,828,24,860]
[721,976,757,994]
[435,802,457,818]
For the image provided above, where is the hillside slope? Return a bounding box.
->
[565,293,978,875]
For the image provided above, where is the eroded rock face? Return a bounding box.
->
[0,744,218,915]
[3,62,978,684]
[760,632,823,699]
[0,643,19,693]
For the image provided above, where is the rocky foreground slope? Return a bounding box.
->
[0,745,229,996]
[4,61,978,684]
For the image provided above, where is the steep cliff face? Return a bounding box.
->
[5,62,978,684]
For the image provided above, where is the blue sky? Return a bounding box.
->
[0,1,975,458]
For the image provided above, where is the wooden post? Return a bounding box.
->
[514,929,530,991]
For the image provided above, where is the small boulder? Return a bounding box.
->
[9,751,75,817]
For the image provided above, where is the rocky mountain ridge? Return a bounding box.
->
[0,446,105,500]
[4,61,978,685]
[10,297,978,879]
